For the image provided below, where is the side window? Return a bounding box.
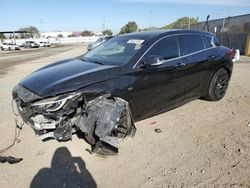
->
[202,36,213,48]
[179,35,205,56]
[144,36,179,60]
[213,36,221,46]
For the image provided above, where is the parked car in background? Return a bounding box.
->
[16,42,25,47]
[87,36,112,51]
[0,43,20,51]
[39,41,51,47]
[13,30,235,155]
[24,41,39,48]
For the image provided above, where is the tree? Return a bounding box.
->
[19,26,40,38]
[102,29,113,36]
[81,30,91,36]
[57,34,63,38]
[68,34,75,37]
[140,26,159,31]
[162,17,198,29]
[119,21,138,34]
[0,33,6,39]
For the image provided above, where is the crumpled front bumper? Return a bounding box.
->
[12,84,77,141]
[12,84,136,155]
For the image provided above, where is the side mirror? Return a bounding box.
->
[140,55,164,68]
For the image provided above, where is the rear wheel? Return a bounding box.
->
[204,68,230,101]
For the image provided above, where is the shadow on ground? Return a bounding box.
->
[30,147,96,188]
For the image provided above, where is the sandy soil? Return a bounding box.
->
[0,45,250,188]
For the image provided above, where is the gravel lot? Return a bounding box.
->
[0,44,250,188]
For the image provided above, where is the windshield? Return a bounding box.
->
[83,37,144,65]
[96,38,104,43]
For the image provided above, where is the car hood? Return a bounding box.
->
[20,58,119,97]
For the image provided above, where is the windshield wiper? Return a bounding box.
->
[82,57,104,65]
[89,60,104,65]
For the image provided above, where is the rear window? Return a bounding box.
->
[202,36,213,48]
[179,35,205,56]
[213,36,221,46]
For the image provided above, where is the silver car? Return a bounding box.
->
[87,36,112,51]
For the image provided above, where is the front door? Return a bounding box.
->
[129,36,189,119]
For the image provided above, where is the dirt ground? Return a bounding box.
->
[0,44,250,188]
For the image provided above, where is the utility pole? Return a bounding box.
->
[188,17,191,29]
[102,17,106,32]
[149,10,152,28]
[40,19,44,33]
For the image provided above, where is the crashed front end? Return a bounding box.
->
[12,84,136,155]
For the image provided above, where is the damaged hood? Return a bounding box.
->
[20,58,119,96]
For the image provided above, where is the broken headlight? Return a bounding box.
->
[31,93,81,112]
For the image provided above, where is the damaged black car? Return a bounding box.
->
[12,30,234,155]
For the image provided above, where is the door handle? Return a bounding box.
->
[175,62,186,68]
[207,55,217,60]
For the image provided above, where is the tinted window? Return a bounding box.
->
[202,36,213,48]
[179,35,205,56]
[144,36,179,60]
[213,36,221,46]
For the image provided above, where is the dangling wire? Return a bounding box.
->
[0,99,24,154]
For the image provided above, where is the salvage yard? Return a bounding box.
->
[0,44,250,187]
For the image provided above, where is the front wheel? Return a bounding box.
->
[84,108,131,145]
[204,68,230,101]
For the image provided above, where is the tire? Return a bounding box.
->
[204,68,230,101]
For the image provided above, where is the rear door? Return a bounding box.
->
[178,34,215,98]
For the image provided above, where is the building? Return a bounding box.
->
[40,31,73,38]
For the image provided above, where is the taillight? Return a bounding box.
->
[227,48,236,59]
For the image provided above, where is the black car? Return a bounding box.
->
[12,30,235,155]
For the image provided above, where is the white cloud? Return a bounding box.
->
[114,0,250,6]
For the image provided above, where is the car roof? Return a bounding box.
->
[117,29,214,42]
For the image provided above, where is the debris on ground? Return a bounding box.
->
[149,121,157,125]
[0,156,23,164]
[154,128,162,133]
[247,122,250,127]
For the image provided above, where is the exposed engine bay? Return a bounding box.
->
[12,84,136,155]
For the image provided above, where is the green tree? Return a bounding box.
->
[162,17,198,29]
[57,34,63,38]
[140,26,159,31]
[81,30,91,36]
[68,34,75,37]
[19,26,40,38]
[119,21,138,34]
[102,29,113,36]
[0,33,6,39]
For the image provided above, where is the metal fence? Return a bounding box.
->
[217,33,248,54]
[177,14,250,54]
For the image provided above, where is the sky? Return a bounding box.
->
[0,0,249,33]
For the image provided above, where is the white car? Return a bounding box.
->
[39,41,51,47]
[1,43,20,51]
[87,36,113,51]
